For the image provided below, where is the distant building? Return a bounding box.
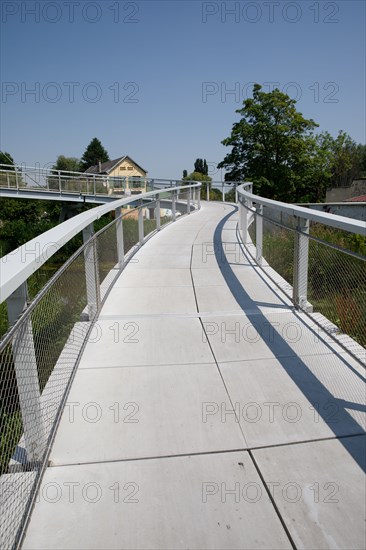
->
[346,194,366,202]
[84,156,148,195]
[325,179,366,202]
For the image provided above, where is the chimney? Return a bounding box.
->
[98,160,102,173]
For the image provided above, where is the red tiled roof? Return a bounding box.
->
[346,195,366,202]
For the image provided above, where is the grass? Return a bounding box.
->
[261,225,366,348]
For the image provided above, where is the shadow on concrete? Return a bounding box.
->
[211,206,366,472]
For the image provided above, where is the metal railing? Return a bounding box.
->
[0,164,204,199]
[0,164,240,204]
[237,183,366,359]
[0,182,201,549]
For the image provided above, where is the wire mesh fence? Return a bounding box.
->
[247,203,366,352]
[0,184,200,549]
[0,248,90,549]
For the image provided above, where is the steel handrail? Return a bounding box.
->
[237,183,366,235]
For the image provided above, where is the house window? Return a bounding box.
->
[128,166,133,170]
[120,166,126,170]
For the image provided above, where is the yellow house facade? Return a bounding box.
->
[84,156,148,195]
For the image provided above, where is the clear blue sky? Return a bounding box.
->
[1,0,365,180]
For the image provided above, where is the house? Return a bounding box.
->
[84,156,148,195]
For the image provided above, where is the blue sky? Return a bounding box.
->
[1,0,365,180]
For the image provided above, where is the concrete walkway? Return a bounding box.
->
[23,202,365,549]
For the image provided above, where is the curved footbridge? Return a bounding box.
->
[21,201,366,549]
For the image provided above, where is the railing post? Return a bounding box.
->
[15,170,19,189]
[293,216,310,311]
[115,207,124,268]
[7,172,10,188]
[138,203,144,245]
[222,182,225,202]
[58,171,61,192]
[239,198,248,244]
[83,223,100,320]
[256,204,263,265]
[155,194,161,230]
[7,282,45,462]
[187,187,191,214]
[206,182,210,201]
[197,186,201,210]
[172,190,177,221]
[235,184,238,203]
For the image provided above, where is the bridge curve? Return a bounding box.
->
[1,180,365,549]
[18,201,365,549]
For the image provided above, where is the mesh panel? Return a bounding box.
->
[144,203,157,236]
[262,218,295,289]
[245,202,366,353]
[307,232,366,349]
[122,210,139,255]
[0,250,90,549]
[96,221,119,302]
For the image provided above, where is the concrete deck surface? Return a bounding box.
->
[22,202,365,549]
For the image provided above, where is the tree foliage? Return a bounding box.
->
[218,84,366,202]
[80,138,109,171]
[52,155,81,173]
[218,84,318,201]
[194,158,208,176]
[183,170,222,200]
[0,151,15,168]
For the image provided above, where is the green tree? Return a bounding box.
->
[218,84,318,201]
[182,169,188,178]
[183,171,221,200]
[194,158,208,176]
[0,151,15,168]
[80,138,109,171]
[328,131,365,188]
[52,155,81,173]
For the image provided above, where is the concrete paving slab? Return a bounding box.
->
[253,436,366,549]
[129,253,191,269]
[134,243,193,257]
[191,244,249,269]
[79,317,213,368]
[203,311,345,363]
[23,452,292,550]
[101,286,197,315]
[195,284,291,314]
[219,357,365,448]
[49,363,246,465]
[112,268,192,288]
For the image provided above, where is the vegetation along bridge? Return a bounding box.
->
[0,172,365,549]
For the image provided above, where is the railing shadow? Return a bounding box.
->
[213,208,366,472]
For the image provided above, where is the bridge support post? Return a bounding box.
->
[172,190,176,221]
[239,199,248,244]
[255,204,263,265]
[155,195,161,231]
[83,223,100,321]
[115,207,124,268]
[138,205,144,245]
[7,282,45,463]
[293,216,311,311]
